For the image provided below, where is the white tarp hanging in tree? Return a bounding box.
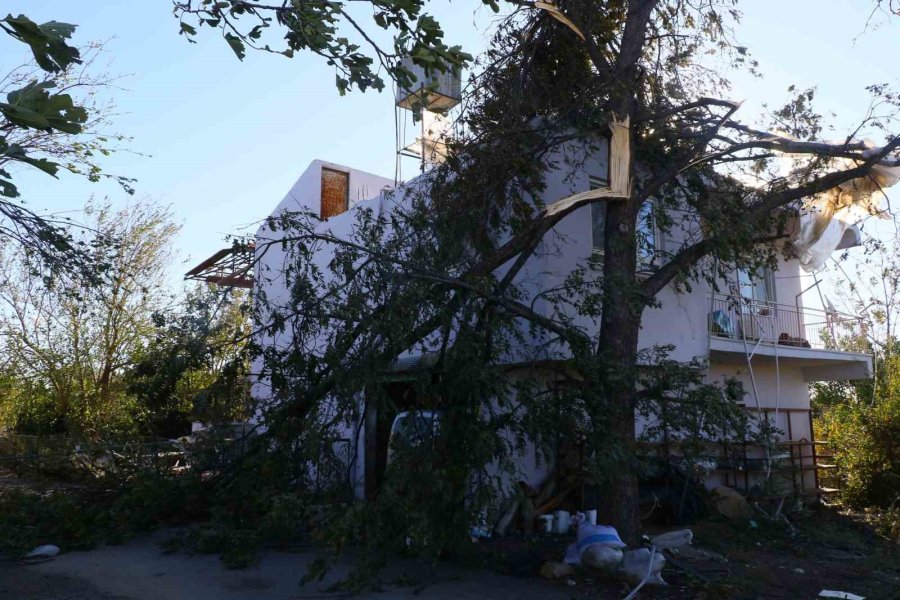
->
[793,152,900,272]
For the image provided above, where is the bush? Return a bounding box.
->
[259,493,308,549]
[819,397,900,509]
[106,471,207,538]
[0,377,67,435]
[0,470,209,559]
[0,490,104,558]
[815,352,900,510]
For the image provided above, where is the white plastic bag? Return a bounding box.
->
[650,529,693,550]
[582,545,624,572]
[23,544,60,562]
[619,548,666,586]
[575,523,627,550]
[819,592,865,600]
[563,522,627,565]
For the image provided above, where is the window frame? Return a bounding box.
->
[320,166,350,219]
[737,266,777,313]
[636,199,660,273]
[589,175,609,255]
[588,176,662,272]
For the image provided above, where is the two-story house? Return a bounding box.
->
[233,149,872,508]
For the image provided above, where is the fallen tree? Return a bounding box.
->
[184,1,900,553]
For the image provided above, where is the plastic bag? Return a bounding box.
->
[563,522,626,565]
[650,529,693,550]
[582,545,624,572]
[620,548,666,586]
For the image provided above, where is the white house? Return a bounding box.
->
[236,146,873,510]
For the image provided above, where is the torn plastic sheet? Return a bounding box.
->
[793,156,900,272]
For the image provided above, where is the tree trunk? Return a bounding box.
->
[595,192,643,544]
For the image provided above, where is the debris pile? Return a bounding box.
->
[494,473,565,537]
[709,485,751,520]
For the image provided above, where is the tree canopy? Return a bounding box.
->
[181,0,900,547]
[1,14,132,278]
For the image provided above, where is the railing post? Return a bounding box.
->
[809,411,820,499]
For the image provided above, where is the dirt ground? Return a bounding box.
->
[465,506,900,600]
[2,507,897,600]
[0,529,583,600]
[0,566,130,600]
[1,465,897,599]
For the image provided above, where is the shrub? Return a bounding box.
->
[0,470,208,559]
[0,490,103,558]
[815,352,900,510]
[259,493,308,549]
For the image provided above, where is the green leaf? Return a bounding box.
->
[1,14,81,73]
[224,32,246,60]
[335,74,348,96]
[39,20,77,41]
[0,170,18,198]
[2,80,86,133]
[248,25,264,40]
[1,143,59,178]
[180,22,198,36]
[0,102,52,130]
[19,155,60,177]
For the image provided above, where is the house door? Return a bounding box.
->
[364,381,419,500]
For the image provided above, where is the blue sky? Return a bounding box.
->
[2,1,898,286]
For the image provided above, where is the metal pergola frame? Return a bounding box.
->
[184,243,255,289]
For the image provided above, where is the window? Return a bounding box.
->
[589,176,658,270]
[737,267,776,308]
[636,200,657,270]
[320,167,349,219]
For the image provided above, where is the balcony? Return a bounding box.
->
[707,293,872,381]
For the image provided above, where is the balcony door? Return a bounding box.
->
[737,267,775,313]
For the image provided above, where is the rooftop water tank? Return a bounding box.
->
[395,55,461,113]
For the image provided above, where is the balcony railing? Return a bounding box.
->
[708,293,868,352]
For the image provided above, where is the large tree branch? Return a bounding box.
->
[404,269,587,348]
[615,0,659,77]
[641,136,900,298]
[693,126,900,169]
[748,136,900,218]
[634,100,743,205]
[635,97,742,123]
[468,186,623,278]
[470,132,897,286]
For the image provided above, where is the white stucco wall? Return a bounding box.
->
[252,160,395,498]
[266,159,395,217]
[251,150,860,500]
